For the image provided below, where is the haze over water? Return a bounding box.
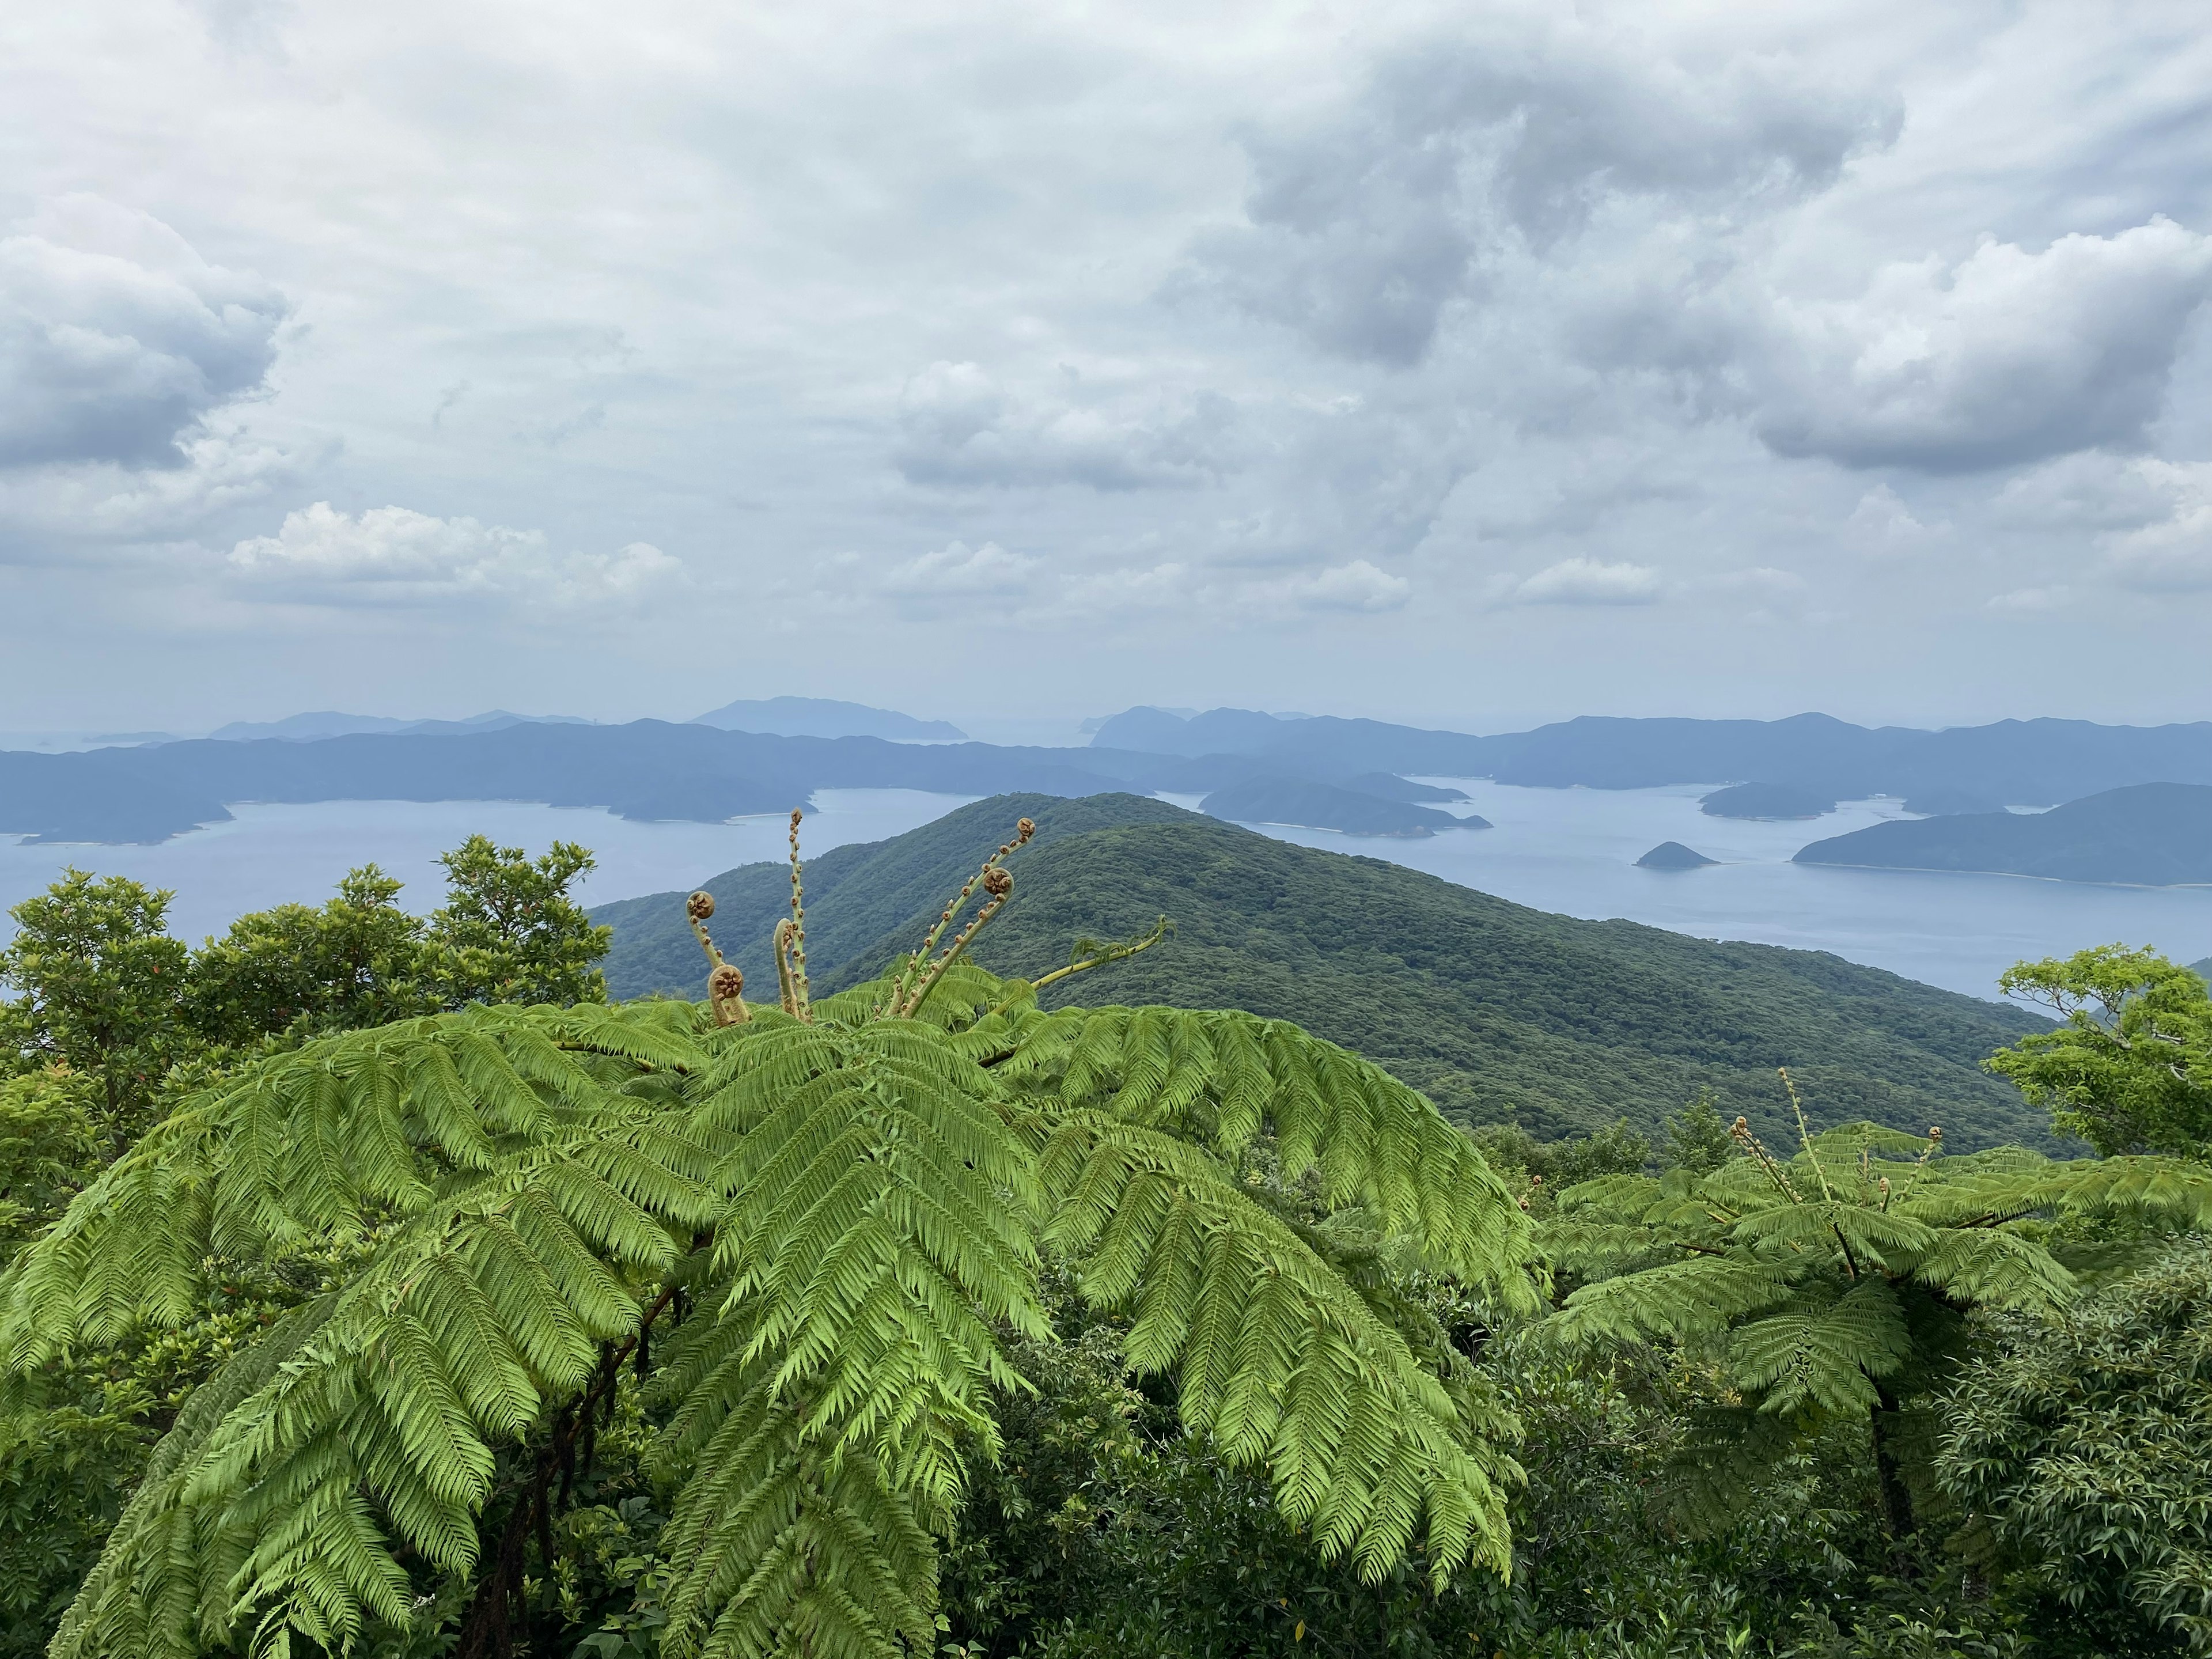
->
[7,785,2210,1003]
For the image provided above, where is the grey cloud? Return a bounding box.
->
[1182,21,1891,365]
[893,362,1237,491]
[0,431,301,558]
[0,197,289,471]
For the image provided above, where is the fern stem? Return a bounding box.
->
[785,810,812,1017]
[893,817,1037,1017]
[1779,1069,1834,1202]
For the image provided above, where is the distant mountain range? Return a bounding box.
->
[590,793,2052,1146]
[209,710,597,741]
[690,696,966,742]
[6,703,2210,877]
[1797,783,2212,886]
[1093,706,2212,806]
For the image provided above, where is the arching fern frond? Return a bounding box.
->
[46,1128,699,1657]
[1727,1279,1911,1417]
[1035,1109,1517,1584]
[985,1005,1534,1298]
[2,1005,713,1369]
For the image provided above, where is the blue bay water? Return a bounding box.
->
[0,790,979,948]
[5,782,2209,1002]
[1196,781,2212,1002]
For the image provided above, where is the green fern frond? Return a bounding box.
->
[999,1006,1533,1297]
[1034,1110,1516,1584]
[12,844,1540,1654]
[1551,1253,1796,1345]
[1727,1279,1911,1416]
[1732,1199,1940,1272]
[1908,1227,2075,1309]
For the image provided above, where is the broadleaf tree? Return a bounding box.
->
[1986,943,2212,1156]
[1,815,1536,1659]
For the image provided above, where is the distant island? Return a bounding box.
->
[690,695,965,741]
[1700,781,1837,820]
[1795,783,2212,885]
[1199,777,1479,837]
[1638,841,1717,869]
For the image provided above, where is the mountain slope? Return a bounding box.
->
[1796,783,2212,885]
[596,794,2050,1148]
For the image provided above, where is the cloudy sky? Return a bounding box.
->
[3,0,2210,737]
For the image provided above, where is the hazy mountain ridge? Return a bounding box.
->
[1096,706,2212,805]
[690,696,967,741]
[593,793,2051,1147]
[0,722,1165,844]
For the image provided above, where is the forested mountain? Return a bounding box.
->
[596,793,2050,1146]
[1797,782,2212,885]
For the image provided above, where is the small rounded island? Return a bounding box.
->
[1637,840,1718,870]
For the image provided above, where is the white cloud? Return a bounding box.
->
[1746,221,2212,472]
[1268,558,1410,612]
[226,502,681,609]
[1846,484,1944,556]
[881,538,1041,599]
[0,196,288,471]
[894,362,1234,491]
[1184,18,1889,366]
[0,429,300,555]
[1498,556,1664,607]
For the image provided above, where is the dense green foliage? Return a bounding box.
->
[0,871,195,1163]
[1941,1238,2212,1654]
[596,794,2050,1147]
[0,839,612,1650]
[1543,1094,2211,1538]
[1986,945,2212,1156]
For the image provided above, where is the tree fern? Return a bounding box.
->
[2,815,1536,1657]
[1539,1070,2212,1535]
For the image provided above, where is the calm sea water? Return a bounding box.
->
[1190,780,2212,1001]
[0,790,978,947]
[5,782,2208,1002]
